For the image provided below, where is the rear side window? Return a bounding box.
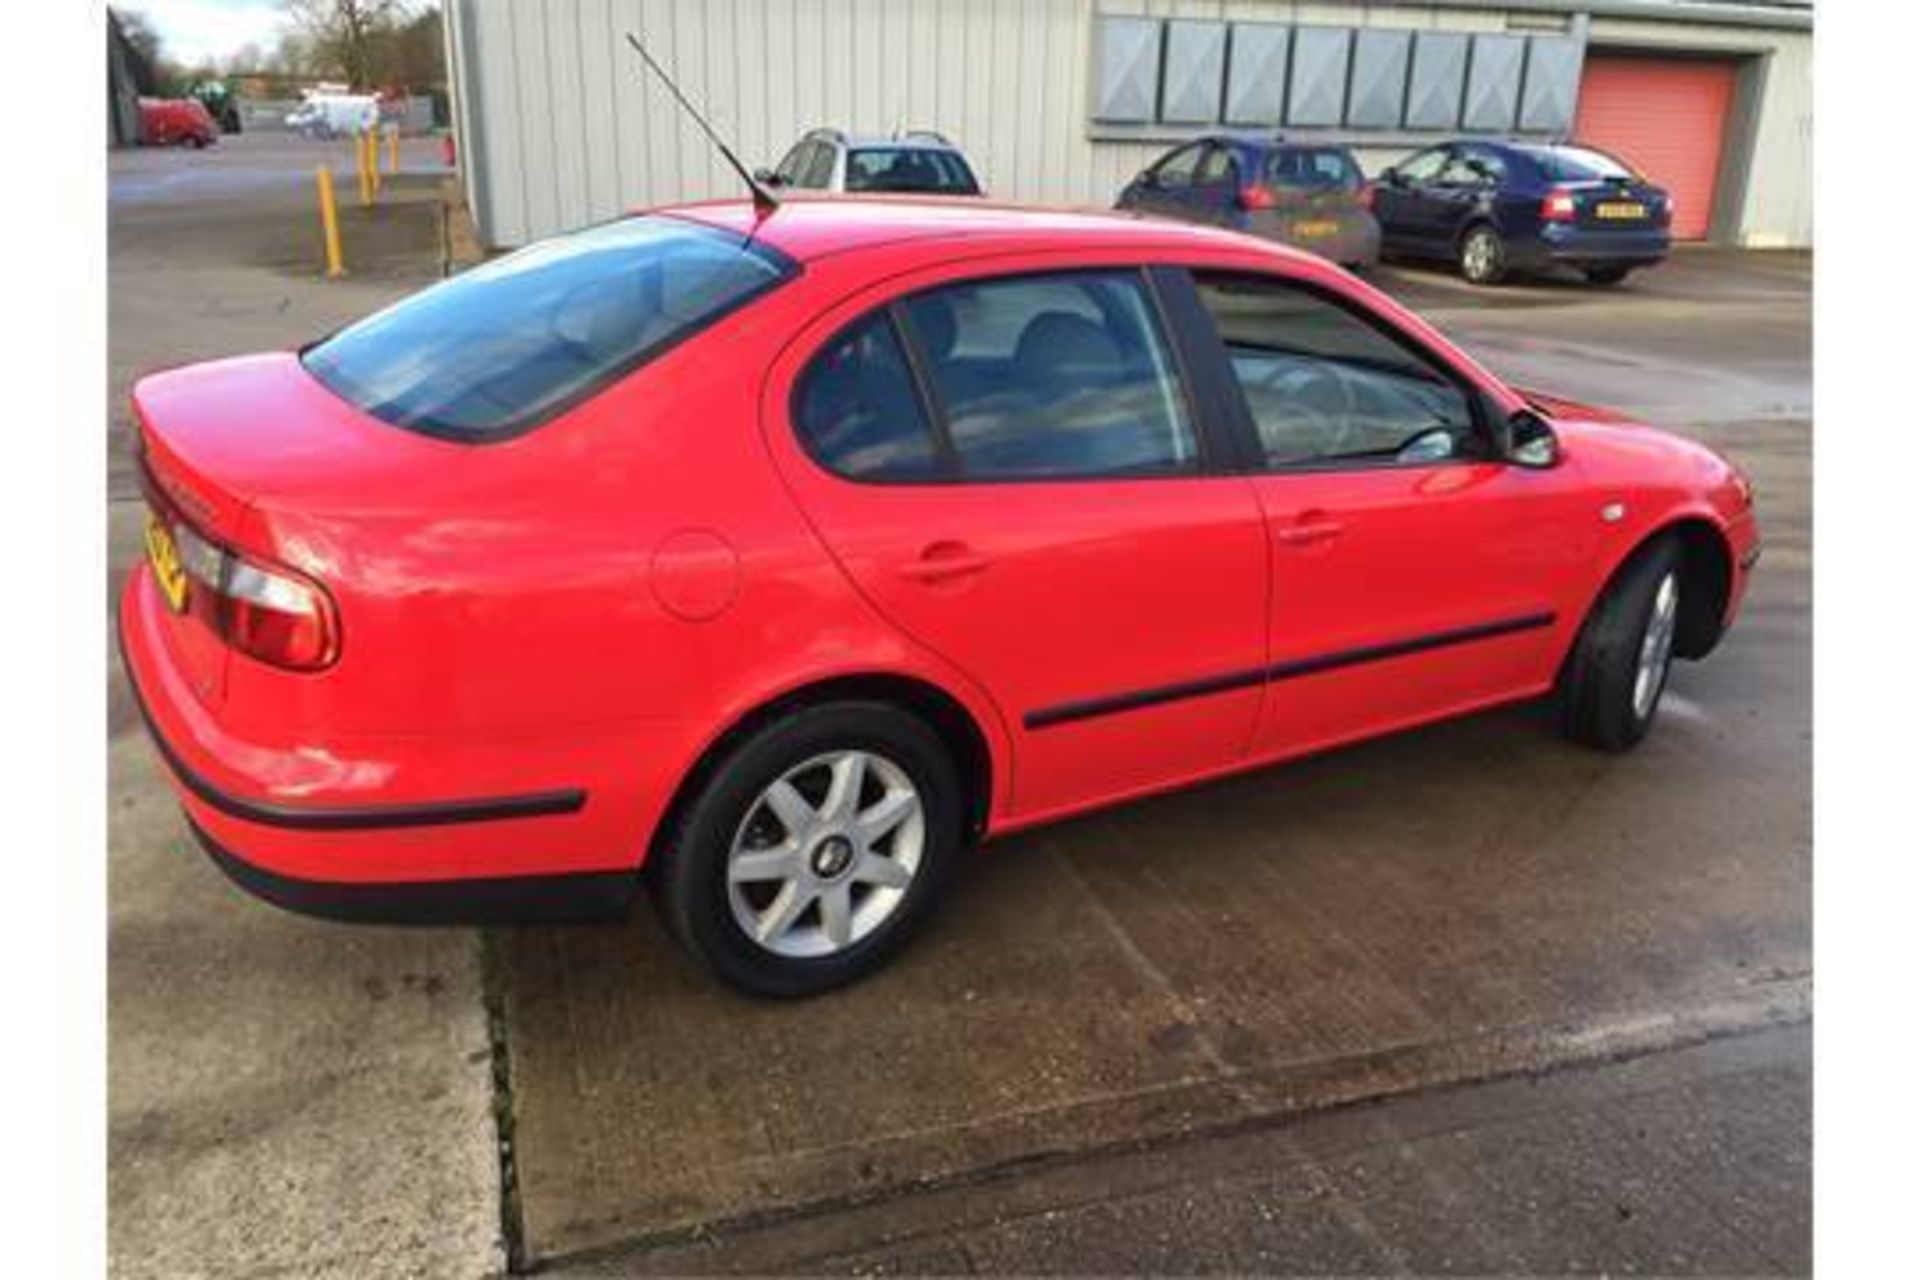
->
[845,148,980,195]
[1267,148,1362,191]
[303,217,792,440]
[901,271,1196,481]
[793,313,942,481]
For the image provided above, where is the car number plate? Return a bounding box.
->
[1293,219,1339,237]
[145,514,189,613]
[1595,202,1646,220]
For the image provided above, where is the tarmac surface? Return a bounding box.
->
[106,134,1811,1276]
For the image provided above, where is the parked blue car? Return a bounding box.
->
[1374,140,1672,286]
[1116,133,1380,269]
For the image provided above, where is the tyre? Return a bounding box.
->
[1584,265,1631,285]
[1458,224,1507,285]
[1557,536,1684,751]
[650,701,965,997]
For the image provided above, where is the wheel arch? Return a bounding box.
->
[1570,515,1736,670]
[644,671,1000,876]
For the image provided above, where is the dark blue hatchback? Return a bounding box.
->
[1374,140,1672,286]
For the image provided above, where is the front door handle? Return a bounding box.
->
[900,541,990,583]
[1275,518,1344,548]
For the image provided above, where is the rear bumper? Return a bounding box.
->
[1517,224,1671,269]
[118,563,647,923]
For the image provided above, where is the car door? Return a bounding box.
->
[1374,146,1452,254]
[1124,143,1204,220]
[764,258,1270,822]
[1168,267,1596,756]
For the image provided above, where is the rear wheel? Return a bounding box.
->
[1584,265,1632,285]
[650,701,964,997]
[1558,537,1684,751]
[1458,224,1507,285]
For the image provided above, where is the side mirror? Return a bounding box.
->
[1502,408,1561,468]
[1380,167,1403,187]
[1135,169,1158,189]
[752,167,783,187]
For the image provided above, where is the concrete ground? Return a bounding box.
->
[107,134,1810,1277]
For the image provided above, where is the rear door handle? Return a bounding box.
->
[900,542,990,583]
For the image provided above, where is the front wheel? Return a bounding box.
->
[1557,537,1684,751]
[650,702,965,997]
[1584,265,1632,285]
[1458,224,1507,285]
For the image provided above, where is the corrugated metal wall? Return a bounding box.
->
[445,0,1811,249]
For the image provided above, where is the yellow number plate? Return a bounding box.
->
[1293,220,1340,237]
[1595,202,1646,220]
[145,514,189,613]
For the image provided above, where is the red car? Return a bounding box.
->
[120,199,1760,995]
[138,97,218,148]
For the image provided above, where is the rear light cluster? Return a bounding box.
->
[169,520,340,671]
[1237,184,1278,211]
[1541,187,1579,222]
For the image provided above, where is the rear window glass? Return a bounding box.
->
[1517,145,1638,181]
[845,148,980,195]
[1267,148,1362,191]
[302,217,793,440]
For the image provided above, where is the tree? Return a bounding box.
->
[280,0,410,90]
[112,7,166,94]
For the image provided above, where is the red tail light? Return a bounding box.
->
[1237,184,1279,211]
[171,521,340,670]
[1541,187,1578,222]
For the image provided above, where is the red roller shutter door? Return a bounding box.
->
[1574,54,1737,241]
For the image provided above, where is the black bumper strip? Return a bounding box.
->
[188,818,635,925]
[118,608,587,831]
[1025,612,1557,730]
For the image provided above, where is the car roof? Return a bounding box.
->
[802,129,965,153]
[658,195,1318,266]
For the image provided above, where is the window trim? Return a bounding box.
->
[1163,266,1501,476]
[786,265,1221,487]
[303,215,801,445]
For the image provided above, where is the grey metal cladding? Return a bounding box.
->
[1463,33,1525,131]
[1091,16,1162,123]
[1160,20,1227,124]
[1224,23,1289,126]
[1345,29,1411,129]
[1405,30,1469,129]
[1287,27,1352,127]
[1519,35,1582,132]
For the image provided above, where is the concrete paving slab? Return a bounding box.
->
[501,253,1811,1265]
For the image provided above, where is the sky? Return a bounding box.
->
[122,0,291,67]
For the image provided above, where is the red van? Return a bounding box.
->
[138,98,218,149]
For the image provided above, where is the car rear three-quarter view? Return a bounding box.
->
[121,198,1759,997]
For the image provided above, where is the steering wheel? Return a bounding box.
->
[1244,357,1359,461]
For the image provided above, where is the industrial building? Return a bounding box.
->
[442,1,1811,250]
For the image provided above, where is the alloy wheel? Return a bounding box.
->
[1633,571,1681,719]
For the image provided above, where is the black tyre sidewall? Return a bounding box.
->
[654,702,964,998]
[1560,537,1683,751]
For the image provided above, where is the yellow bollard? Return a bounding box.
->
[315,165,344,277]
[386,122,399,174]
[354,132,371,207]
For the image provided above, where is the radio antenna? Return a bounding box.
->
[623,32,779,220]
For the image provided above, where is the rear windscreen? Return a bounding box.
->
[844,148,980,195]
[1266,148,1363,192]
[302,217,794,440]
[1516,145,1638,182]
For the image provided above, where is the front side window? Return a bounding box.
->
[1193,273,1478,469]
[844,148,980,195]
[901,271,1196,481]
[303,217,792,439]
[793,313,941,481]
[1194,145,1237,189]
[1394,147,1449,184]
[1152,143,1204,188]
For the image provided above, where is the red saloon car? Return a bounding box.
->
[138,97,219,148]
[120,198,1759,995]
